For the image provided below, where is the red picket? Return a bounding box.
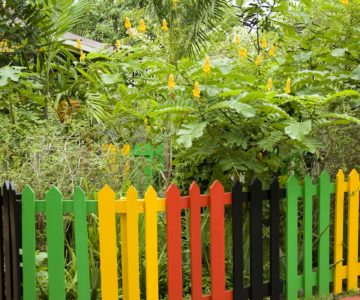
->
[166,184,183,300]
[209,180,226,299]
[189,182,203,299]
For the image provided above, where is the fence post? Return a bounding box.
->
[189,182,202,300]
[98,185,118,300]
[2,182,13,300]
[8,182,21,300]
[22,186,36,300]
[166,184,183,300]
[269,178,282,300]
[232,181,245,300]
[286,176,300,300]
[318,171,332,295]
[0,185,4,300]
[73,187,91,300]
[346,170,359,291]
[209,181,226,298]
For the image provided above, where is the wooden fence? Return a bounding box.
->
[4,169,360,299]
[130,144,164,178]
[0,181,22,300]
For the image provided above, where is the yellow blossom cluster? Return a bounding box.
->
[264,78,292,94]
[162,19,169,31]
[266,78,273,91]
[203,56,211,75]
[193,81,201,98]
[284,78,291,94]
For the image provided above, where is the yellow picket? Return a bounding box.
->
[98,185,118,300]
[120,212,129,300]
[124,186,140,300]
[334,170,347,294]
[347,169,359,290]
[145,186,159,300]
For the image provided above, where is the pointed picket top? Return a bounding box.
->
[319,170,330,182]
[145,185,157,199]
[166,183,181,198]
[287,175,299,186]
[189,181,200,194]
[210,180,224,193]
[3,180,10,191]
[144,143,152,150]
[46,186,62,200]
[126,185,138,202]
[336,169,345,181]
[304,175,312,185]
[271,177,279,186]
[9,181,15,192]
[98,184,115,199]
[349,169,359,181]
[250,177,262,189]
[232,180,242,193]
[23,185,35,199]
[73,187,86,202]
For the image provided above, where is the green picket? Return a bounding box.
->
[46,187,66,299]
[318,171,331,295]
[303,176,313,297]
[73,187,90,299]
[22,186,36,300]
[286,175,300,299]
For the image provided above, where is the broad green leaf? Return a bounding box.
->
[350,65,360,80]
[176,122,207,148]
[0,66,24,86]
[285,120,312,141]
[206,100,255,118]
[331,48,347,57]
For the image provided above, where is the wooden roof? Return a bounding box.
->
[0,32,107,53]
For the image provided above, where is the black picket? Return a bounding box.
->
[2,182,12,300]
[232,181,245,300]
[0,182,22,300]
[0,185,4,300]
[8,182,21,300]
[232,177,284,300]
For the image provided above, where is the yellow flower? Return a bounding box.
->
[193,81,201,98]
[121,143,131,156]
[172,0,177,8]
[203,56,211,75]
[115,40,121,50]
[261,36,267,49]
[269,44,276,57]
[284,78,291,94]
[124,17,132,29]
[255,55,261,66]
[79,50,86,62]
[238,47,248,58]
[162,19,169,31]
[266,78,273,91]
[76,38,81,49]
[138,19,147,33]
[168,74,175,90]
[341,0,349,5]
[234,33,241,46]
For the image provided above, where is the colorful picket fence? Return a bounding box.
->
[130,143,164,178]
[6,169,360,299]
[0,181,22,300]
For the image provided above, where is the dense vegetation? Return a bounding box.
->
[1,0,359,298]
